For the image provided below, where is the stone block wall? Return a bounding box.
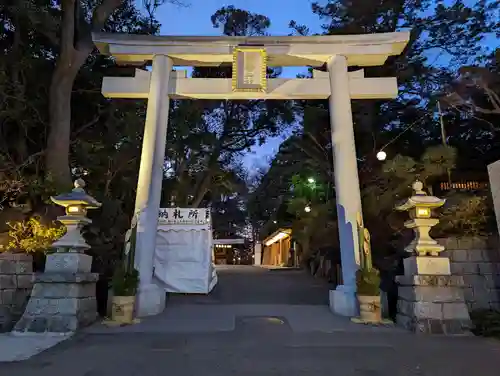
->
[438,237,500,311]
[0,253,34,332]
[396,274,471,334]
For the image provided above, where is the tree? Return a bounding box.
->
[211,5,270,36]
[442,52,500,131]
[211,193,248,239]
[12,0,180,190]
[248,130,337,263]
[163,6,295,208]
[0,0,163,273]
[290,0,498,159]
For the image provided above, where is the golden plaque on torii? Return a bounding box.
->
[232,47,267,92]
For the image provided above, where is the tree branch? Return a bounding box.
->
[17,2,59,45]
[92,0,123,31]
[483,85,500,111]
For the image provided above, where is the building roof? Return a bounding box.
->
[263,228,292,246]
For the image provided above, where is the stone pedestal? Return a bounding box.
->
[329,285,359,317]
[396,256,471,335]
[403,256,450,276]
[12,252,98,333]
[0,253,33,332]
[135,282,165,317]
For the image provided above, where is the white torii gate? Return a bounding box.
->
[93,31,410,317]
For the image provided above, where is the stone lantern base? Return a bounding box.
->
[13,253,98,334]
[396,256,471,335]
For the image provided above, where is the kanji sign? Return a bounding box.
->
[232,47,267,92]
[158,208,211,225]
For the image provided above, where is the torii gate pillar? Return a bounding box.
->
[327,55,363,316]
[133,55,173,316]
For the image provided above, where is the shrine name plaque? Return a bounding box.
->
[232,47,267,92]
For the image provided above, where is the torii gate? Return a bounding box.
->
[93,31,410,317]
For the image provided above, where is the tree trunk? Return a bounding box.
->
[46,56,85,190]
[191,170,213,208]
[45,0,122,190]
[190,148,222,208]
[10,12,29,164]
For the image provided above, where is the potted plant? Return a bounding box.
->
[110,265,139,324]
[356,267,382,323]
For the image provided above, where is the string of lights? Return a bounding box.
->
[374,115,429,161]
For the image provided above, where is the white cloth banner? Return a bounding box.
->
[154,208,217,294]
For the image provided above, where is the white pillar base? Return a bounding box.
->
[329,285,359,317]
[253,242,262,266]
[254,251,262,266]
[135,283,166,317]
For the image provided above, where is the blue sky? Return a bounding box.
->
[154,0,322,169]
[155,0,321,37]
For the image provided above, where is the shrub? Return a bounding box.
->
[111,265,139,296]
[2,217,65,253]
[356,267,381,296]
[436,194,493,237]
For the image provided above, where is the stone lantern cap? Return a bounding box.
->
[395,181,445,211]
[50,179,102,209]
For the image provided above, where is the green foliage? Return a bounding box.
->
[286,174,336,259]
[111,265,139,296]
[3,218,65,253]
[382,145,457,187]
[83,198,132,276]
[436,194,494,237]
[356,267,381,297]
[420,146,457,178]
[470,309,500,339]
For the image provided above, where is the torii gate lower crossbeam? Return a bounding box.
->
[94,31,410,317]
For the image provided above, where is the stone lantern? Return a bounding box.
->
[395,180,446,257]
[50,178,102,252]
[13,179,101,334]
[393,180,471,335]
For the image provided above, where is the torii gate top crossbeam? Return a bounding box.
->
[92,31,410,67]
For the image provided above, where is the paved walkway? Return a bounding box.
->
[2,266,500,375]
[85,266,397,334]
[169,265,333,305]
[0,334,72,362]
[86,304,399,334]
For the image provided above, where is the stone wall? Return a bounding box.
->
[438,237,500,311]
[396,274,472,334]
[0,253,34,332]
